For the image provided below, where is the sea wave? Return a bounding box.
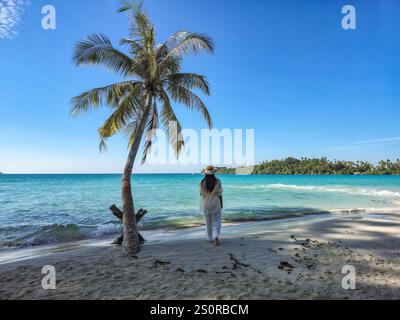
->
[0,223,122,249]
[264,184,400,198]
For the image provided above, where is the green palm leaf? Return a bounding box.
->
[98,85,144,138]
[70,81,137,117]
[73,34,133,76]
[159,90,185,156]
[166,73,210,95]
[161,31,214,63]
[141,101,159,164]
[167,84,212,128]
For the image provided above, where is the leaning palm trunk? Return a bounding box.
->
[121,94,152,255]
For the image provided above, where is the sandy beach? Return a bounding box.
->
[0,212,399,300]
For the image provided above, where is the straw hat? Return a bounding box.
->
[202,165,218,175]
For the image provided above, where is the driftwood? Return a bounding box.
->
[109,204,147,245]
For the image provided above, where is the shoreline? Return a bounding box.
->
[1,206,399,252]
[0,212,338,265]
[0,212,399,299]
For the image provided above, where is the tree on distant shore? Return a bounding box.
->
[71,1,213,255]
[218,157,400,175]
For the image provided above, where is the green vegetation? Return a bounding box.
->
[217,167,237,174]
[218,157,400,175]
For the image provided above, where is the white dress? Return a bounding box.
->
[200,180,223,241]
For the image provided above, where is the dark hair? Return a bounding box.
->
[203,174,217,193]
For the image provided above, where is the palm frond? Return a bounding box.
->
[99,138,109,153]
[119,3,158,81]
[167,84,212,128]
[159,90,185,156]
[128,4,154,48]
[120,37,143,56]
[166,73,210,95]
[70,81,138,117]
[73,34,133,76]
[98,87,144,138]
[161,31,214,63]
[157,50,182,77]
[118,0,143,13]
[123,119,139,147]
[141,101,159,164]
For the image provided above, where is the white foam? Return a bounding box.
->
[329,207,400,214]
[92,224,122,237]
[266,184,400,198]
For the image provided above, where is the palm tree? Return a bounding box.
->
[71,1,214,255]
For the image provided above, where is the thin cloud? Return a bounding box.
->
[0,0,29,39]
[328,137,400,151]
[354,137,400,145]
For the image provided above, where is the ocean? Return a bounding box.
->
[1,174,400,248]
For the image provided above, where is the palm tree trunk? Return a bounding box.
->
[121,93,152,255]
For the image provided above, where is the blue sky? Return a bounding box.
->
[0,0,399,173]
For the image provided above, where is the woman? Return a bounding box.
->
[200,166,223,246]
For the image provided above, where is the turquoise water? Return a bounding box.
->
[1,174,400,248]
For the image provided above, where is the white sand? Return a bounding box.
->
[0,213,399,300]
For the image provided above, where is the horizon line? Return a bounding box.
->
[0,172,204,175]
